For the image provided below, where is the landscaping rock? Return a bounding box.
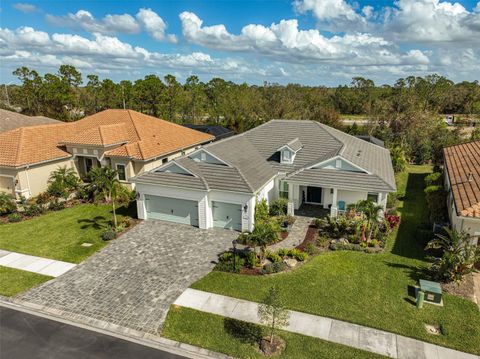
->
[284,258,298,268]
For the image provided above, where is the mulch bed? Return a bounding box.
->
[442,274,476,302]
[296,224,318,251]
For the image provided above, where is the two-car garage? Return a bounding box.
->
[144,195,242,231]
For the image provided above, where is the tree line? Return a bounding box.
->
[2,65,480,166]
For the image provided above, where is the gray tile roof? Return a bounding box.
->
[0,109,59,132]
[287,168,394,192]
[134,119,396,194]
[131,171,207,190]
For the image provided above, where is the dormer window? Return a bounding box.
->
[281,149,292,164]
[277,138,302,165]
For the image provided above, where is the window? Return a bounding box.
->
[367,192,379,203]
[281,149,291,164]
[279,181,289,199]
[116,164,126,181]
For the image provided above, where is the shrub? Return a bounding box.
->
[316,236,330,248]
[266,251,282,263]
[24,204,43,217]
[101,229,117,241]
[262,261,287,274]
[236,232,251,245]
[424,185,447,223]
[48,201,65,211]
[424,172,443,187]
[215,251,245,273]
[329,242,365,252]
[121,216,132,228]
[277,248,289,257]
[0,192,16,215]
[385,214,400,228]
[7,213,22,223]
[255,198,270,222]
[269,198,289,216]
[244,250,258,268]
[305,243,316,255]
[288,249,308,261]
[426,228,480,283]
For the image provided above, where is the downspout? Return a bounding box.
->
[25,165,32,198]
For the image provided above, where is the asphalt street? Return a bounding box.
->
[0,306,186,359]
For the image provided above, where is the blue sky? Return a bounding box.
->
[1,0,479,86]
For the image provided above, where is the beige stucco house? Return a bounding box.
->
[443,140,480,242]
[0,109,213,199]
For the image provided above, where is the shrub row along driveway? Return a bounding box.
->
[18,220,236,334]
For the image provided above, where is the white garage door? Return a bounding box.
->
[212,201,242,231]
[145,195,199,227]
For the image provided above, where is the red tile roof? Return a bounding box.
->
[444,140,480,218]
[0,109,213,168]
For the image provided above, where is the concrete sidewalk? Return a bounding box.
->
[0,249,75,277]
[174,288,478,359]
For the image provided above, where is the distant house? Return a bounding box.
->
[182,124,235,141]
[0,109,213,198]
[0,109,60,133]
[133,120,396,232]
[443,140,480,241]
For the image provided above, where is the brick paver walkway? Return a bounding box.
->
[18,221,236,334]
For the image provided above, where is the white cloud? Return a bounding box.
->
[383,0,480,43]
[136,8,177,43]
[46,10,140,34]
[12,3,37,13]
[0,26,266,79]
[294,0,368,30]
[179,12,430,67]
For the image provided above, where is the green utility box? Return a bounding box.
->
[419,279,443,306]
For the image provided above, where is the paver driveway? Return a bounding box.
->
[18,220,236,334]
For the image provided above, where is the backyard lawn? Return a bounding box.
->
[0,266,52,297]
[185,165,480,355]
[0,203,135,263]
[163,306,384,359]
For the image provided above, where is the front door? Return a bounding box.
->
[84,158,94,174]
[307,186,322,204]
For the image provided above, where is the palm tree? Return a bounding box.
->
[49,166,79,190]
[354,200,384,241]
[87,167,122,228]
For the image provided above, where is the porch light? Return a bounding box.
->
[243,204,248,213]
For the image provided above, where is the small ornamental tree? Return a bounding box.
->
[258,286,289,344]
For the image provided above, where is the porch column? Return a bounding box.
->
[330,187,338,217]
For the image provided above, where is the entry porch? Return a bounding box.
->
[282,181,388,218]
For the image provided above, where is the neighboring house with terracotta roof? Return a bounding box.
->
[133,120,396,232]
[0,109,60,132]
[0,109,213,198]
[443,140,480,240]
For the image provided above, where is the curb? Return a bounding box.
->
[0,297,232,359]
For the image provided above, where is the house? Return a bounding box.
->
[443,140,480,241]
[133,120,396,232]
[0,109,213,198]
[0,109,60,132]
[182,124,235,141]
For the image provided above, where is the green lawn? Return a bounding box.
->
[190,165,480,354]
[0,266,52,297]
[163,307,384,359]
[0,204,135,263]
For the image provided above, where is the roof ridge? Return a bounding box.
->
[14,128,25,165]
[127,110,142,142]
[98,126,105,144]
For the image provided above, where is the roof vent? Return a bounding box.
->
[468,173,474,182]
[356,150,362,157]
